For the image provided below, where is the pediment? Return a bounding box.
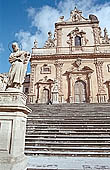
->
[66,7,90,23]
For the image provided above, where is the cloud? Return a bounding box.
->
[0,43,4,54]
[15,0,110,51]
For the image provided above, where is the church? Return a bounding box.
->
[27,7,110,104]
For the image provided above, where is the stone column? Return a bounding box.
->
[0,91,31,170]
[29,63,37,103]
[52,80,59,104]
[56,28,62,53]
[54,61,64,103]
[59,62,64,103]
[86,73,91,103]
[94,60,107,103]
[68,74,73,103]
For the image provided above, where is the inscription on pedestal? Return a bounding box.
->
[0,120,13,154]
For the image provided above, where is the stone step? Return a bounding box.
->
[27,115,110,119]
[25,146,110,150]
[29,109,110,113]
[25,150,110,157]
[26,104,110,157]
[25,142,110,147]
[26,122,110,127]
[25,134,110,138]
[28,111,110,114]
[27,120,110,125]
[26,125,110,129]
[25,138,110,142]
[27,117,110,120]
[25,146,110,153]
[26,128,110,132]
[27,169,75,170]
[26,132,110,135]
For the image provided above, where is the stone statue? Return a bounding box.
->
[0,73,8,91]
[7,42,30,91]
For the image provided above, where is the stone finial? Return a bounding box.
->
[48,31,52,39]
[104,28,109,43]
[70,7,82,22]
[34,39,38,48]
[59,16,64,22]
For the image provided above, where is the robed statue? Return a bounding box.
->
[7,42,30,91]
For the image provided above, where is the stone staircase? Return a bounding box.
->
[25,103,110,157]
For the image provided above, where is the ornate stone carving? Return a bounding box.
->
[0,73,8,91]
[89,14,98,22]
[67,27,88,49]
[92,26,101,45]
[33,39,38,48]
[70,7,82,22]
[102,28,110,44]
[44,32,55,48]
[94,59,105,94]
[54,61,64,95]
[30,63,37,94]
[0,91,27,106]
[57,29,62,47]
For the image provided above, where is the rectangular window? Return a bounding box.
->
[40,65,51,74]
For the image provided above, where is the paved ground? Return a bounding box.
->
[27,156,110,170]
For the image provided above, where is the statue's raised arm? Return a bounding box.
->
[7,42,30,91]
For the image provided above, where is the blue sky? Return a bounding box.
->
[0,0,110,73]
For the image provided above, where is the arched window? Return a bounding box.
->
[75,36,81,46]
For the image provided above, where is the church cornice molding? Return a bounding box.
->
[55,21,99,27]
[31,53,110,61]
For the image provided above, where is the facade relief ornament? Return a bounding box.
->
[94,59,106,94]
[102,28,110,44]
[44,31,55,48]
[92,26,101,45]
[0,73,8,91]
[33,39,38,48]
[67,27,88,48]
[70,7,82,22]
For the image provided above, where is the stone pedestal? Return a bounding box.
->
[0,91,31,170]
[52,91,59,104]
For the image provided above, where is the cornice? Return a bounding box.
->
[55,21,99,27]
[30,53,110,61]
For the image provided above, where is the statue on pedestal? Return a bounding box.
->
[7,42,30,91]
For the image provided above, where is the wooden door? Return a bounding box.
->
[74,80,87,103]
[41,88,49,103]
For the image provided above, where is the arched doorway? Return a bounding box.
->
[74,80,87,103]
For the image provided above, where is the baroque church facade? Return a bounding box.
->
[28,8,110,104]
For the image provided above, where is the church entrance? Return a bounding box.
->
[41,88,49,103]
[74,80,87,103]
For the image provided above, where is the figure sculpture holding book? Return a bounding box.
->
[7,42,30,91]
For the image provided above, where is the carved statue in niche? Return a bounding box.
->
[7,42,30,91]
[44,31,55,48]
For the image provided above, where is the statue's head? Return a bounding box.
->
[12,42,19,52]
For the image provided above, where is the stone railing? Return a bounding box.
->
[32,44,110,55]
